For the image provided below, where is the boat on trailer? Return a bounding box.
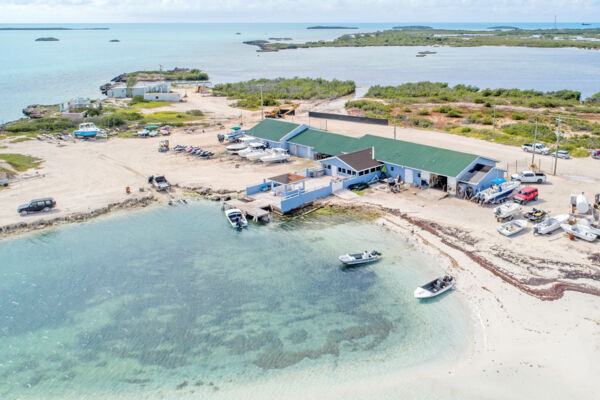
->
[73,122,100,138]
[338,250,381,265]
[225,208,248,229]
[414,275,455,299]
[261,148,290,163]
[493,202,521,221]
[475,178,520,204]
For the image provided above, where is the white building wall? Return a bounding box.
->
[143,92,181,102]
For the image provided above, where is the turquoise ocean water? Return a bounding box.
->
[0,202,468,399]
[1,22,600,122]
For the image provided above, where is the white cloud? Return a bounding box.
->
[0,0,599,22]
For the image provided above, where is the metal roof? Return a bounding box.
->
[268,173,307,185]
[287,128,357,156]
[246,119,299,142]
[351,135,479,177]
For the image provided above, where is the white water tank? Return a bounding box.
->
[576,194,589,214]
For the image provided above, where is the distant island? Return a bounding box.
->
[1,27,108,30]
[488,26,520,30]
[307,26,358,29]
[35,37,59,42]
[243,27,600,52]
[109,39,120,42]
[393,25,433,30]
[268,37,293,41]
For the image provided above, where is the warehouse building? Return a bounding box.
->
[245,119,504,196]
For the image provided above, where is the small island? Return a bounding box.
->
[307,26,358,29]
[268,37,293,41]
[1,27,108,31]
[35,37,59,42]
[109,39,120,42]
[488,26,520,30]
[393,25,433,30]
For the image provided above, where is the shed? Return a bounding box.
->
[245,119,300,148]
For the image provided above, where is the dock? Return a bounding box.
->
[223,198,272,222]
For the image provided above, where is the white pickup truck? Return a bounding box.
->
[522,143,551,155]
[510,170,547,183]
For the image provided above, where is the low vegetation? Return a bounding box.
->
[346,81,600,157]
[213,77,356,109]
[0,153,42,172]
[125,68,208,82]
[246,27,600,52]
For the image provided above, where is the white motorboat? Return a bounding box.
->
[475,178,520,204]
[560,223,597,242]
[226,142,248,152]
[338,250,381,265]
[246,150,268,161]
[414,275,455,299]
[225,208,248,229]
[239,142,265,158]
[73,122,100,138]
[497,219,528,236]
[493,202,521,221]
[533,214,569,235]
[261,148,290,163]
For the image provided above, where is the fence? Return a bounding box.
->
[308,111,389,126]
[280,183,333,213]
[504,156,559,175]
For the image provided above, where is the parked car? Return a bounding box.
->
[510,170,547,184]
[514,187,539,204]
[349,182,369,191]
[592,149,600,159]
[148,175,171,191]
[551,150,571,159]
[522,143,551,155]
[17,198,56,216]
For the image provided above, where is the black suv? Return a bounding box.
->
[18,198,56,216]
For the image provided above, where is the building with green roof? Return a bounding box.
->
[245,119,503,194]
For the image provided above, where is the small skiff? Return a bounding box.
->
[414,275,455,299]
[532,214,569,235]
[338,250,381,265]
[560,223,597,242]
[497,219,528,236]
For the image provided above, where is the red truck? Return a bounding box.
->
[514,187,539,204]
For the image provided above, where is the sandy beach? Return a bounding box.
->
[1,91,600,399]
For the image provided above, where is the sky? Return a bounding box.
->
[1,0,599,23]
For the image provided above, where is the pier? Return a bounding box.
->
[222,198,272,222]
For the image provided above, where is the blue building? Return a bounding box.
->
[245,119,505,199]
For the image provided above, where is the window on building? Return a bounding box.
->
[370,168,376,173]
[359,171,364,176]
[391,167,394,171]
[352,171,356,175]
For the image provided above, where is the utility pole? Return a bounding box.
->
[532,119,538,165]
[553,116,561,176]
[492,105,496,139]
[393,116,397,140]
[260,85,264,120]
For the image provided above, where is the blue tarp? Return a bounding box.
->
[490,178,506,185]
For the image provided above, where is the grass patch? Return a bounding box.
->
[571,148,590,158]
[0,153,42,172]
[130,101,174,109]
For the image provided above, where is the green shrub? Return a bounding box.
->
[408,117,433,128]
[571,148,590,157]
[186,109,204,116]
[446,109,462,118]
[511,112,527,120]
[214,77,355,100]
[417,109,431,116]
[130,95,148,105]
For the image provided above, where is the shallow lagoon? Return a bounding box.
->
[0,202,468,398]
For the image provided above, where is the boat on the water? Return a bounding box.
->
[560,223,597,242]
[533,214,569,234]
[497,219,527,236]
[493,202,521,221]
[73,122,100,138]
[260,148,290,163]
[414,275,455,299]
[475,178,520,204]
[225,208,248,229]
[338,250,381,265]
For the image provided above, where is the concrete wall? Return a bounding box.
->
[246,179,271,195]
[143,92,181,102]
[280,183,332,213]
